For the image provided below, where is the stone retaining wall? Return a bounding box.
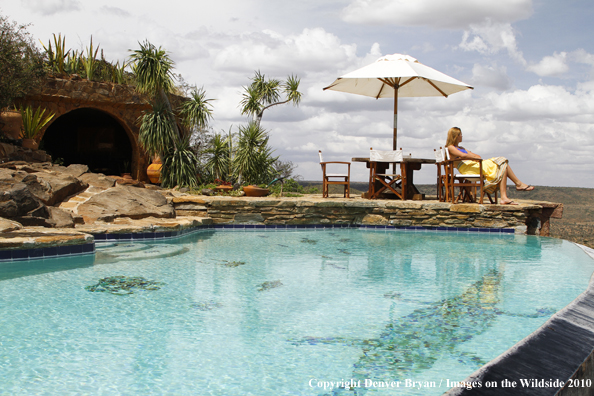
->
[170,196,549,235]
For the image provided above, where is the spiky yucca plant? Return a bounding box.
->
[203,133,231,181]
[233,122,278,185]
[160,134,198,188]
[19,105,55,139]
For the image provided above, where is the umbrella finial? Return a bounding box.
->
[377,54,419,63]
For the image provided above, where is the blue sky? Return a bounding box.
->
[2,0,594,187]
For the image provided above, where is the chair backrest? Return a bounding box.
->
[318,150,323,164]
[434,147,445,163]
[370,148,403,162]
[443,147,451,161]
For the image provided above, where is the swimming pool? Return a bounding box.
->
[0,229,592,395]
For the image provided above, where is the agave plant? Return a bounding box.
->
[19,105,55,139]
[41,33,69,75]
[64,49,81,75]
[81,36,99,81]
[111,60,128,84]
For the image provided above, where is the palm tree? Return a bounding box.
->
[239,71,302,127]
[130,41,214,188]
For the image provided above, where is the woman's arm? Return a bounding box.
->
[447,145,481,160]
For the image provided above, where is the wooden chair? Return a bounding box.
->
[318,150,350,198]
[440,147,497,204]
[368,148,404,200]
[434,147,451,202]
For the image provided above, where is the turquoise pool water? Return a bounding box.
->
[1,230,593,395]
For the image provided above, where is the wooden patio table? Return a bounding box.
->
[352,156,436,200]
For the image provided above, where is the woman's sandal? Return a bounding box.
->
[516,185,535,191]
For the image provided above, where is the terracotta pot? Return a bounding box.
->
[0,111,23,140]
[147,158,162,184]
[22,138,38,150]
[243,185,269,197]
[215,185,233,193]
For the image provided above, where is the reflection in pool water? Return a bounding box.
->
[0,230,592,395]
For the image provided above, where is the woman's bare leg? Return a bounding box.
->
[499,168,512,203]
[507,165,533,190]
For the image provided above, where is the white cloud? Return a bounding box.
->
[526,52,569,77]
[22,0,82,15]
[485,84,594,121]
[341,0,533,29]
[99,6,131,18]
[212,28,358,75]
[572,49,594,66]
[470,63,512,90]
[459,20,526,65]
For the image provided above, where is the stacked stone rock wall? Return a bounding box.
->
[171,196,543,234]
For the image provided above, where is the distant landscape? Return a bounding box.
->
[301,181,594,250]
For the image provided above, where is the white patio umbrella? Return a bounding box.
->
[323,54,473,150]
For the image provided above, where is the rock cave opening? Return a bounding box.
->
[42,108,132,176]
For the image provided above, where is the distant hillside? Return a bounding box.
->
[299,181,594,249]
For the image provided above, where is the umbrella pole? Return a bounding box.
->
[393,86,398,174]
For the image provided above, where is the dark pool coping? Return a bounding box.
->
[443,243,594,396]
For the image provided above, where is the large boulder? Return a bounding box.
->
[0,217,22,232]
[77,185,175,223]
[78,173,116,189]
[0,168,27,190]
[22,171,88,206]
[0,183,44,218]
[64,164,89,178]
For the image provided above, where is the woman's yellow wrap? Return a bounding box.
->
[457,157,508,194]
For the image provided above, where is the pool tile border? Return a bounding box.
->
[0,224,516,262]
[0,242,95,262]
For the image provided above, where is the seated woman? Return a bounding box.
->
[446,127,534,205]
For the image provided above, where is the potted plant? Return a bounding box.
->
[214,179,233,193]
[19,105,55,150]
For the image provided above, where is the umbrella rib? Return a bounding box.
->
[425,78,449,97]
[378,77,398,87]
[375,83,386,99]
[399,77,415,88]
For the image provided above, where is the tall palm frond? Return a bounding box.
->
[283,74,302,106]
[137,102,176,159]
[251,70,281,105]
[239,85,263,119]
[233,122,278,185]
[239,71,302,127]
[203,133,231,181]
[160,133,199,188]
[130,40,176,98]
[179,88,214,131]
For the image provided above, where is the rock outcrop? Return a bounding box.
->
[76,185,175,223]
[0,161,174,228]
